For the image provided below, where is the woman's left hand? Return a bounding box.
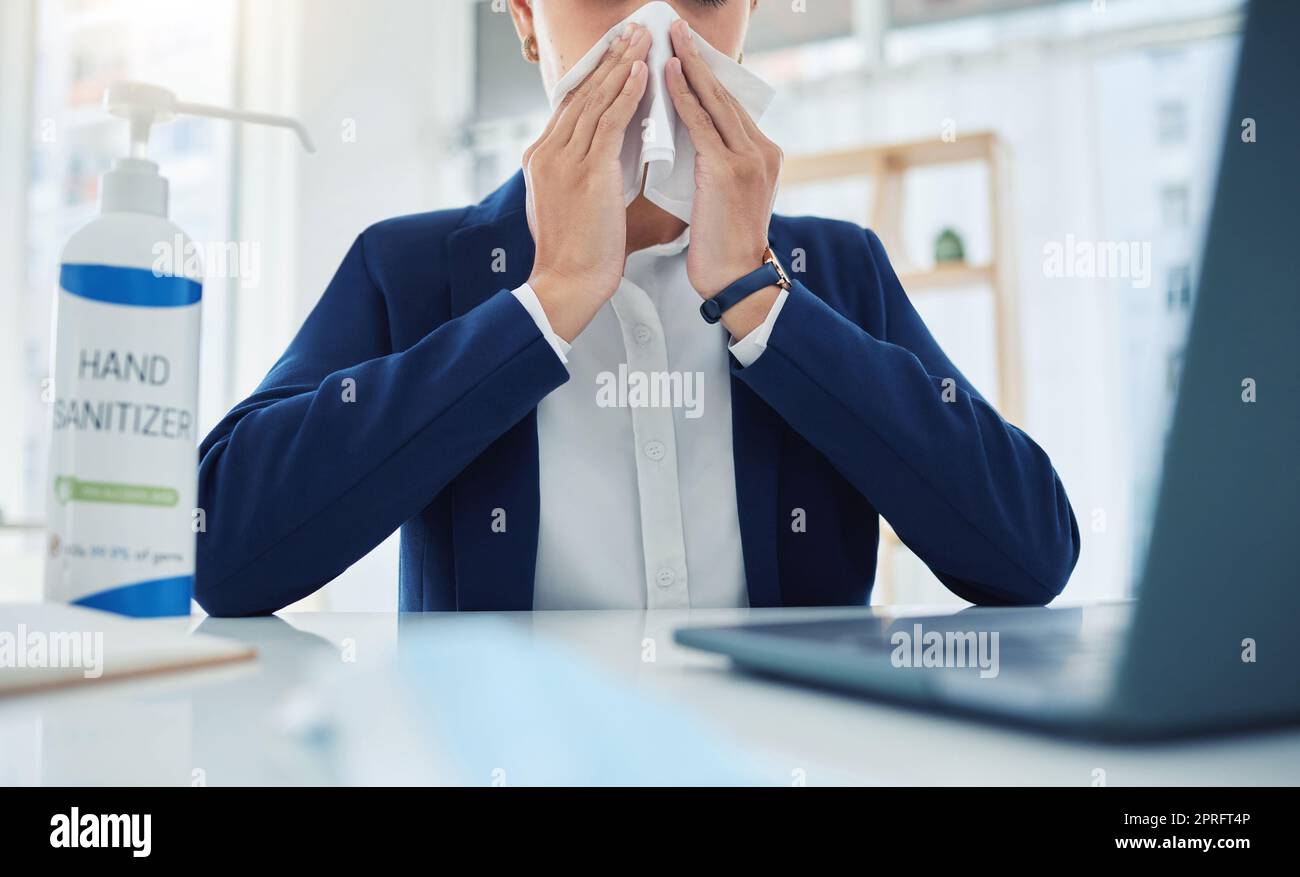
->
[666,19,783,335]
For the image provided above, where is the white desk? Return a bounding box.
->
[3,606,1298,786]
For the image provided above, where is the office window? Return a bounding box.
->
[889,0,1050,27]
[1166,263,1192,310]
[1165,348,1184,397]
[1156,100,1188,144]
[1159,184,1190,228]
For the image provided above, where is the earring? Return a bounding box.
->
[738,50,744,65]
[521,34,539,63]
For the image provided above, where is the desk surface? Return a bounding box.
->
[2,606,1298,786]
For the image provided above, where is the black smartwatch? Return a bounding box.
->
[699,246,792,325]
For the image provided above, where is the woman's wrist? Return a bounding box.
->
[526,267,613,344]
[694,244,782,339]
[719,284,781,341]
[693,240,770,298]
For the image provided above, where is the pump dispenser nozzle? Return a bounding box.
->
[99,81,314,215]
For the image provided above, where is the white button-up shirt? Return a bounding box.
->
[511,229,788,609]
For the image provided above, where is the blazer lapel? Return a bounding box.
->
[445,173,541,610]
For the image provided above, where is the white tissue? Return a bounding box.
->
[546,1,774,224]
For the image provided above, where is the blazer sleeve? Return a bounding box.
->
[733,227,1080,606]
[194,232,568,616]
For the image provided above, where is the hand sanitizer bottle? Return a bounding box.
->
[46,82,313,617]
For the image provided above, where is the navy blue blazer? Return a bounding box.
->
[195,171,1079,616]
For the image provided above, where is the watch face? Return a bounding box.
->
[764,246,792,289]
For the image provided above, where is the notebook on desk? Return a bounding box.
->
[0,603,255,697]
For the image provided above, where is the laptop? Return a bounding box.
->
[675,0,1299,740]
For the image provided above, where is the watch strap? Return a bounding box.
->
[700,262,782,325]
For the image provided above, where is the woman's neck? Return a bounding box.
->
[625,190,688,256]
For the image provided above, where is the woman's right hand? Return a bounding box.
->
[523,24,650,343]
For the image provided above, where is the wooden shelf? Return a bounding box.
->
[779,130,1021,424]
[782,132,1000,186]
[898,262,995,291]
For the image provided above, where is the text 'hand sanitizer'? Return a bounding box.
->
[46,82,313,617]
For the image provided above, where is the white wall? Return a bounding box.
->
[0,0,41,600]
[0,1,34,522]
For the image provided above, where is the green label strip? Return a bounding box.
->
[54,476,178,508]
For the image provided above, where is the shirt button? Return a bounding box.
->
[656,568,676,589]
[633,324,653,347]
[644,440,666,461]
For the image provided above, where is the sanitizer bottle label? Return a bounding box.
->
[45,263,202,617]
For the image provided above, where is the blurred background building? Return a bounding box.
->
[0,0,1243,609]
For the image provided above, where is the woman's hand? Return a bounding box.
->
[524,24,651,343]
[666,19,784,339]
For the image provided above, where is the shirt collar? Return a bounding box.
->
[628,226,691,260]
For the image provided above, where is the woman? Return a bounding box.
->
[195,0,1079,616]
